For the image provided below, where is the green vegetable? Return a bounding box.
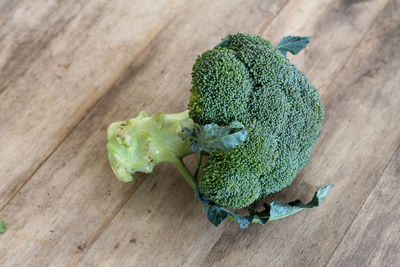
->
[276,35,311,57]
[107,33,331,228]
[0,220,6,233]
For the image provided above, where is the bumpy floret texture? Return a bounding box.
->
[189,33,324,209]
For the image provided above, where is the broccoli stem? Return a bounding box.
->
[107,110,195,182]
[170,157,196,190]
[194,151,203,181]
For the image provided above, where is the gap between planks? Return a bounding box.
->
[255,0,291,35]
[324,141,400,266]
[322,0,390,105]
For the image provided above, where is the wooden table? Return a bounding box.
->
[1,0,399,266]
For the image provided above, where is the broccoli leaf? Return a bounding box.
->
[269,184,333,220]
[207,205,228,226]
[0,220,6,233]
[227,213,252,229]
[183,121,248,153]
[248,203,270,225]
[208,205,252,229]
[194,185,253,228]
[194,187,209,213]
[277,36,311,57]
[214,36,230,48]
[269,201,303,220]
[197,185,332,228]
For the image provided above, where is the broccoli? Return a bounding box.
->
[107,33,332,228]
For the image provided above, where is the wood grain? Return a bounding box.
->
[327,145,400,267]
[0,0,85,93]
[0,0,399,266]
[261,0,390,91]
[0,0,186,208]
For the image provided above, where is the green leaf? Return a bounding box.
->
[307,184,333,206]
[183,121,248,153]
[227,213,252,229]
[207,205,228,226]
[277,36,311,57]
[194,188,209,213]
[269,201,303,220]
[214,36,230,48]
[269,184,333,221]
[0,220,6,233]
[248,204,270,225]
[204,185,332,228]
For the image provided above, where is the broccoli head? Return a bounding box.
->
[190,33,324,208]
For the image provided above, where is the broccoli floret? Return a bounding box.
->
[107,33,328,227]
[189,48,252,125]
[192,34,324,208]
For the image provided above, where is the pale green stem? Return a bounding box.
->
[170,157,196,190]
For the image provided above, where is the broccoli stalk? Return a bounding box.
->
[107,110,196,188]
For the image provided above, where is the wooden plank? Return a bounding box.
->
[202,0,400,266]
[0,0,289,266]
[77,0,393,266]
[257,0,390,91]
[327,144,400,266]
[0,0,84,93]
[0,0,186,207]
